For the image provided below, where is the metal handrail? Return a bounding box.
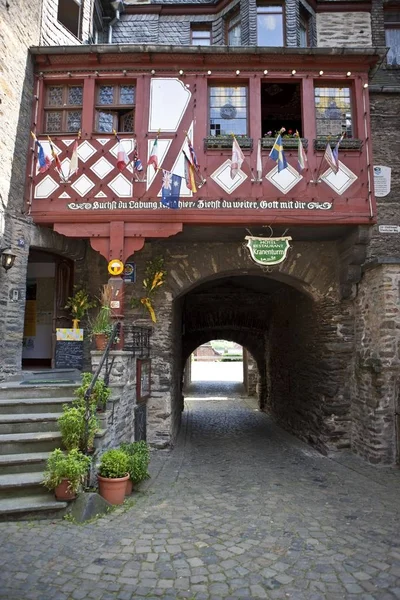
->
[83,321,121,451]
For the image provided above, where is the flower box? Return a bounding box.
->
[313,137,363,151]
[204,136,253,150]
[261,137,308,150]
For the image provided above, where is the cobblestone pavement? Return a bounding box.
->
[1,389,400,600]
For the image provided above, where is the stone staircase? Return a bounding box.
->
[0,373,79,519]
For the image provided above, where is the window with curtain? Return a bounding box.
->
[191,26,212,46]
[385,11,400,65]
[227,12,241,46]
[257,5,284,46]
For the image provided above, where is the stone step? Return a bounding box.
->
[0,472,44,499]
[0,397,74,415]
[0,431,63,454]
[0,451,50,475]
[0,384,79,401]
[0,413,60,435]
[0,494,67,521]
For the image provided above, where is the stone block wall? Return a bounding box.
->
[266,288,355,454]
[352,264,400,464]
[316,12,372,47]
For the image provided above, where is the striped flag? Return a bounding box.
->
[296,131,307,172]
[186,135,199,171]
[47,136,62,173]
[183,152,197,193]
[230,136,245,179]
[324,142,338,174]
[33,136,51,174]
[147,137,158,171]
[116,139,129,171]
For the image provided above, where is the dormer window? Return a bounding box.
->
[257,4,284,47]
[57,0,82,39]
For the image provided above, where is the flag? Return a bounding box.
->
[230,136,245,179]
[324,142,338,174]
[332,134,344,170]
[133,148,143,172]
[256,139,262,180]
[296,131,307,172]
[116,139,129,171]
[148,137,158,171]
[161,170,181,209]
[68,138,79,179]
[186,135,199,171]
[183,152,197,193]
[47,136,62,173]
[269,134,287,173]
[35,139,51,174]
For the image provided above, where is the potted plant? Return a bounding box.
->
[89,284,114,350]
[120,441,150,495]
[42,448,91,501]
[58,404,98,453]
[97,448,129,505]
[74,372,111,413]
[65,287,96,329]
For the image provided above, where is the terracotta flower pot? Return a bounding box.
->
[125,478,134,496]
[94,333,108,351]
[54,478,77,502]
[98,474,129,505]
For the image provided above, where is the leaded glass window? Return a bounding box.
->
[209,86,248,136]
[44,84,82,133]
[314,87,352,137]
[95,83,135,133]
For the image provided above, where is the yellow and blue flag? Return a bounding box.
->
[269,134,287,173]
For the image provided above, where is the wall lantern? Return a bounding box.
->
[0,248,16,272]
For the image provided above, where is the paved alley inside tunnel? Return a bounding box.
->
[1,387,400,600]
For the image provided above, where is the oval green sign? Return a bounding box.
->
[245,236,292,266]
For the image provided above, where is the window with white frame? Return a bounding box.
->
[257,4,284,46]
[385,11,400,65]
[57,0,82,39]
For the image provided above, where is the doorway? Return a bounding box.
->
[22,250,73,369]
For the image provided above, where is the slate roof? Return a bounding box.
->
[370,66,400,90]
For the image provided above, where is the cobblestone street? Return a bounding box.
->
[1,388,400,600]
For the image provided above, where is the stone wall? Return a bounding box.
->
[352,264,400,464]
[316,12,372,47]
[123,239,347,450]
[266,289,355,454]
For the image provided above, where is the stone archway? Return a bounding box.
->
[126,240,355,453]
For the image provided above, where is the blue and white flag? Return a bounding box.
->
[269,134,288,173]
[161,170,182,209]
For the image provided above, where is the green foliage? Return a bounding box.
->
[98,449,129,479]
[42,448,91,494]
[65,287,96,320]
[120,441,150,483]
[88,307,113,338]
[58,404,98,452]
[74,372,111,411]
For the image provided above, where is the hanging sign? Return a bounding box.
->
[245,236,292,266]
[108,259,124,276]
[374,166,391,198]
[123,262,136,283]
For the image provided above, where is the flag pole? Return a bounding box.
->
[311,135,331,184]
[183,130,206,186]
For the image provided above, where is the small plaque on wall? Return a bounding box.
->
[374,166,391,198]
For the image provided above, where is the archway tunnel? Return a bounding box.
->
[170,272,353,455]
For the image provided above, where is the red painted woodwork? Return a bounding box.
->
[28,49,381,260]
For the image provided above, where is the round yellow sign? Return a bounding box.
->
[108,259,124,276]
